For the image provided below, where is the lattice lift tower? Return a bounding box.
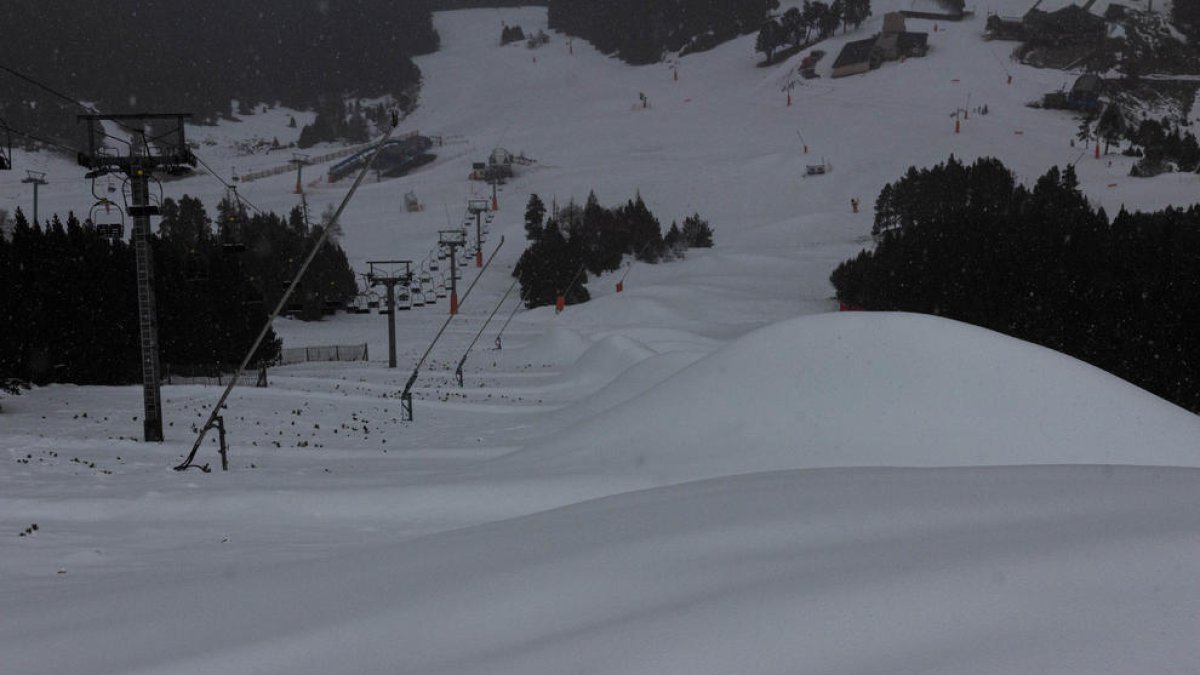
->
[77,113,196,442]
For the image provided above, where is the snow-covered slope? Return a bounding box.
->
[499,312,1200,484]
[6,465,1200,675]
[3,4,1200,674]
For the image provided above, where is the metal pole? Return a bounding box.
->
[385,281,397,368]
[21,171,47,225]
[475,211,483,267]
[449,245,459,315]
[130,168,164,442]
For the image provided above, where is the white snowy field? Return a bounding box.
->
[4,3,1200,674]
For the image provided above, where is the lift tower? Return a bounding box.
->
[366,260,413,368]
[77,113,196,442]
[438,229,467,315]
[20,170,47,225]
[468,199,490,267]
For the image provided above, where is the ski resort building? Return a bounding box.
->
[831,38,879,78]
[831,14,928,78]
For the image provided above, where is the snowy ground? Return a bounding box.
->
[3,4,1200,674]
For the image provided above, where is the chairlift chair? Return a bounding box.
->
[367,291,381,309]
[350,294,371,314]
[397,286,412,310]
[88,198,126,240]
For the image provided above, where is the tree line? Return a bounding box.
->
[0,1,438,153]
[515,192,714,309]
[756,0,872,63]
[831,155,1200,414]
[548,0,778,65]
[0,196,358,396]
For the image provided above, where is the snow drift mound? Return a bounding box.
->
[501,312,1200,482]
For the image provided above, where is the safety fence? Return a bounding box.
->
[236,145,368,183]
[276,343,369,365]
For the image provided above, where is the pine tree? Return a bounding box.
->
[524,193,546,241]
[681,214,715,248]
[755,19,783,62]
[664,221,684,258]
[1099,105,1123,153]
[781,8,804,48]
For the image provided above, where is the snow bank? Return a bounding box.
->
[503,312,1200,482]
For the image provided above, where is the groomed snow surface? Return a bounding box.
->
[4,4,1200,674]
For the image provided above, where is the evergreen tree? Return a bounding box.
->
[756,19,783,62]
[831,156,1200,414]
[664,221,685,258]
[781,8,805,48]
[1096,105,1125,155]
[515,220,590,309]
[681,213,715,248]
[524,193,546,241]
[842,0,871,30]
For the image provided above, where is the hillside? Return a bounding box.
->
[3,3,1200,673]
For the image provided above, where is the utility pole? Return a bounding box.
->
[21,170,47,224]
[289,153,309,195]
[78,113,195,443]
[468,199,489,267]
[366,260,412,368]
[438,229,466,315]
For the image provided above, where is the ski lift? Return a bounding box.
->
[350,294,372,314]
[118,172,165,216]
[397,285,412,311]
[419,271,432,284]
[412,290,424,308]
[429,258,440,271]
[88,198,125,239]
[366,291,380,309]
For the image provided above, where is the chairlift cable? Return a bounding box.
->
[0,123,78,156]
[193,153,264,215]
[0,62,142,136]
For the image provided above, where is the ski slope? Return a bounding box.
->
[3,4,1200,674]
